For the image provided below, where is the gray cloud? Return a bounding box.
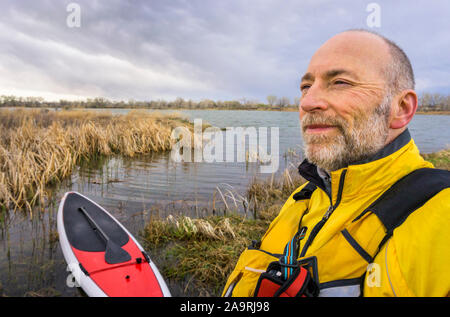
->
[0,0,449,102]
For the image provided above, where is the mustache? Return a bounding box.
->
[301,114,347,132]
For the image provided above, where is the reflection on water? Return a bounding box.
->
[0,204,73,296]
[71,152,268,218]
[1,110,449,296]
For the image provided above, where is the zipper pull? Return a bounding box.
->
[323,206,334,220]
[297,226,308,241]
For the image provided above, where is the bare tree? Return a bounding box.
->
[445,95,450,111]
[173,97,185,108]
[277,96,290,108]
[266,95,277,107]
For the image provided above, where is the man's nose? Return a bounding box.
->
[299,85,328,112]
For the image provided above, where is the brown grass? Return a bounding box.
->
[0,108,191,211]
[142,213,274,296]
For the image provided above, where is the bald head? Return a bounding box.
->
[337,29,415,96]
[308,31,390,91]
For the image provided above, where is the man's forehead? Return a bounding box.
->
[302,31,390,82]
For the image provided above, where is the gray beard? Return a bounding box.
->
[301,94,391,172]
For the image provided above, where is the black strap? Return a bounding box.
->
[353,168,450,250]
[294,168,449,253]
[293,182,317,201]
[350,167,449,297]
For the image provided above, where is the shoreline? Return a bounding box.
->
[415,110,450,115]
[2,106,450,115]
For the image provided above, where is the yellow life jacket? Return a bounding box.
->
[222,129,450,297]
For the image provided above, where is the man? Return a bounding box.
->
[222,30,450,297]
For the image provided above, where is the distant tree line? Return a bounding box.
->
[0,95,299,110]
[0,93,449,111]
[418,93,450,111]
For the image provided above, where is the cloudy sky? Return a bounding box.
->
[1,0,449,103]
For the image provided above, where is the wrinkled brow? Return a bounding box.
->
[301,69,359,82]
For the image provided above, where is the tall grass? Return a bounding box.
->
[0,108,191,211]
[142,213,276,296]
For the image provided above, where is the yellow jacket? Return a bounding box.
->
[223,130,450,297]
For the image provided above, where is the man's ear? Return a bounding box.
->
[389,90,418,129]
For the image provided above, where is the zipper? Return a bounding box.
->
[247,241,283,258]
[299,169,347,257]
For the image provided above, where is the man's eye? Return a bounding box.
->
[333,80,350,86]
[300,84,311,92]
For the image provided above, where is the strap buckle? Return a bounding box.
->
[254,258,320,297]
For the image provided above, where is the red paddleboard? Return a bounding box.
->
[57,191,171,297]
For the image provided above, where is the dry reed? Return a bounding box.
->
[0,108,191,211]
[142,212,272,296]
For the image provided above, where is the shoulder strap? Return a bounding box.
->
[273,182,317,279]
[354,168,450,250]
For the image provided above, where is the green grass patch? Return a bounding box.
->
[422,148,450,170]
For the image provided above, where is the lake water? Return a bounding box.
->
[0,109,449,296]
